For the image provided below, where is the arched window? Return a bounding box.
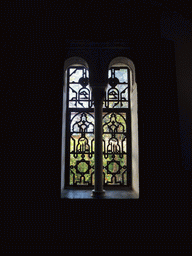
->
[108,57,139,194]
[61,56,139,197]
[61,57,90,189]
[102,66,131,186]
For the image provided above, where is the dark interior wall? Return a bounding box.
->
[175,41,192,171]
[3,0,190,253]
[137,39,182,196]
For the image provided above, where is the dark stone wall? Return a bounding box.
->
[175,41,192,172]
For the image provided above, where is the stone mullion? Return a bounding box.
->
[91,86,107,197]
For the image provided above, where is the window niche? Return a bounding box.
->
[109,57,139,195]
[61,56,139,198]
[61,57,89,190]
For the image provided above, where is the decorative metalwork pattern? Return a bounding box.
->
[65,66,131,187]
[102,112,129,185]
[66,66,95,186]
[102,67,130,186]
[104,68,129,109]
[68,67,93,108]
[69,112,95,185]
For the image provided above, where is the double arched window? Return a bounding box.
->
[61,57,139,195]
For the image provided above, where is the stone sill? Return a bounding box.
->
[61,188,139,199]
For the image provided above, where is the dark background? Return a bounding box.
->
[3,0,191,253]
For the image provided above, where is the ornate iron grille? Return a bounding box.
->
[65,66,131,187]
[66,67,94,186]
[103,67,131,186]
[104,67,129,109]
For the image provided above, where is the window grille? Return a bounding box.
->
[65,66,131,187]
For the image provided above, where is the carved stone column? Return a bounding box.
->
[90,85,107,197]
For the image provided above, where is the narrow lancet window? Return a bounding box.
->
[65,66,95,186]
[102,67,131,186]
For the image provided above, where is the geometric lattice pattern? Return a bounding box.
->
[66,66,131,186]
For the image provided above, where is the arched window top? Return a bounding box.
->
[108,57,136,89]
[64,56,89,72]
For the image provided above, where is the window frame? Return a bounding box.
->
[61,56,139,197]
